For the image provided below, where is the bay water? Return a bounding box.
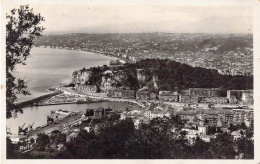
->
[7,48,136,135]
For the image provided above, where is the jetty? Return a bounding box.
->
[15,91,63,108]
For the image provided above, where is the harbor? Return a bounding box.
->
[7,101,143,135]
[12,110,83,140]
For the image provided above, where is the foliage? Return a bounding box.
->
[235,137,254,159]
[207,133,237,159]
[88,66,109,85]
[61,117,253,159]
[229,123,248,132]
[63,118,135,159]
[49,130,66,145]
[36,133,50,151]
[6,137,18,159]
[6,5,45,118]
[9,116,254,159]
[80,58,252,93]
[135,59,253,92]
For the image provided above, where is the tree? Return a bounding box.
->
[6,137,18,159]
[236,138,254,159]
[207,133,237,159]
[6,5,45,118]
[36,133,50,151]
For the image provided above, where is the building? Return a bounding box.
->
[204,115,218,126]
[232,110,254,127]
[177,109,236,127]
[150,92,157,100]
[104,82,114,92]
[158,91,178,102]
[225,112,234,124]
[228,97,238,104]
[108,89,122,98]
[241,92,254,105]
[184,129,199,145]
[74,84,97,93]
[121,89,136,99]
[244,111,254,127]
[133,118,141,129]
[231,129,246,141]
[227,90,253,101]
[232,111,245,124]
[94,108,105,118]
[179,95,191,103]
[200,135,216,142]
[179,88,220,104]
[198,126,207,135]
[190,96,200,104]
[108,89,135,99]
[144,110,171,120]
[204,97,228,104]
[136,90,149,100]
[177,110,196,121]
[136,90,158,101]
[189,88,221,98]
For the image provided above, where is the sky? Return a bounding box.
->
[5,3,253,34]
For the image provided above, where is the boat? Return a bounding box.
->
[51,109,71,115]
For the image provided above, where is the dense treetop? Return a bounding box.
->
[134,59,253,91]
[6,5,45,118]
[80,59,253,93]
[9,117,254,159]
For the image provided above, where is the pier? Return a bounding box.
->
[15,91,63,108]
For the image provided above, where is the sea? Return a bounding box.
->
[14,47,118,102]
[7,48,140,135]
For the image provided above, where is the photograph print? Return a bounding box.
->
[4,0,254,160]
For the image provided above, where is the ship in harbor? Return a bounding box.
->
[109,59,125,67]
[7,109,83,143]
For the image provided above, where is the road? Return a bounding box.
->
[57,87,147,107]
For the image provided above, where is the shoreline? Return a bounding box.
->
[15,47,126,106]
[33,46,129,64]
[17,86,144,109]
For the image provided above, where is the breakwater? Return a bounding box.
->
[15,91,63,108]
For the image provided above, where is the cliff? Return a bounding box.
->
[70,59,253,93]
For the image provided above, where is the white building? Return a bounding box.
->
[144,110,171,120]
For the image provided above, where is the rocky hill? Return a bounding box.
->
[70,59,253,94]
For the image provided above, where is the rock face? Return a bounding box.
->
[153,75,159,89]
[71,68,127,92]
[137,69,146,83]
[100,70,116,92]
[71,70,92,85]
[71,66,160,93]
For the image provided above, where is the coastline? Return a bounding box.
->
[14,47,132,109]
[14,47,124,104]
[33,46,129,64]
[17,88,145,109]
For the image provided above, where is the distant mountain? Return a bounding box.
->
[173,16,252,34]
[45,16,252,34]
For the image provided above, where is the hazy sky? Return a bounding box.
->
[6,3,253,34]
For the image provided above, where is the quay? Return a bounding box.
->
[15,91,63,108]
[27,111,82,139]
